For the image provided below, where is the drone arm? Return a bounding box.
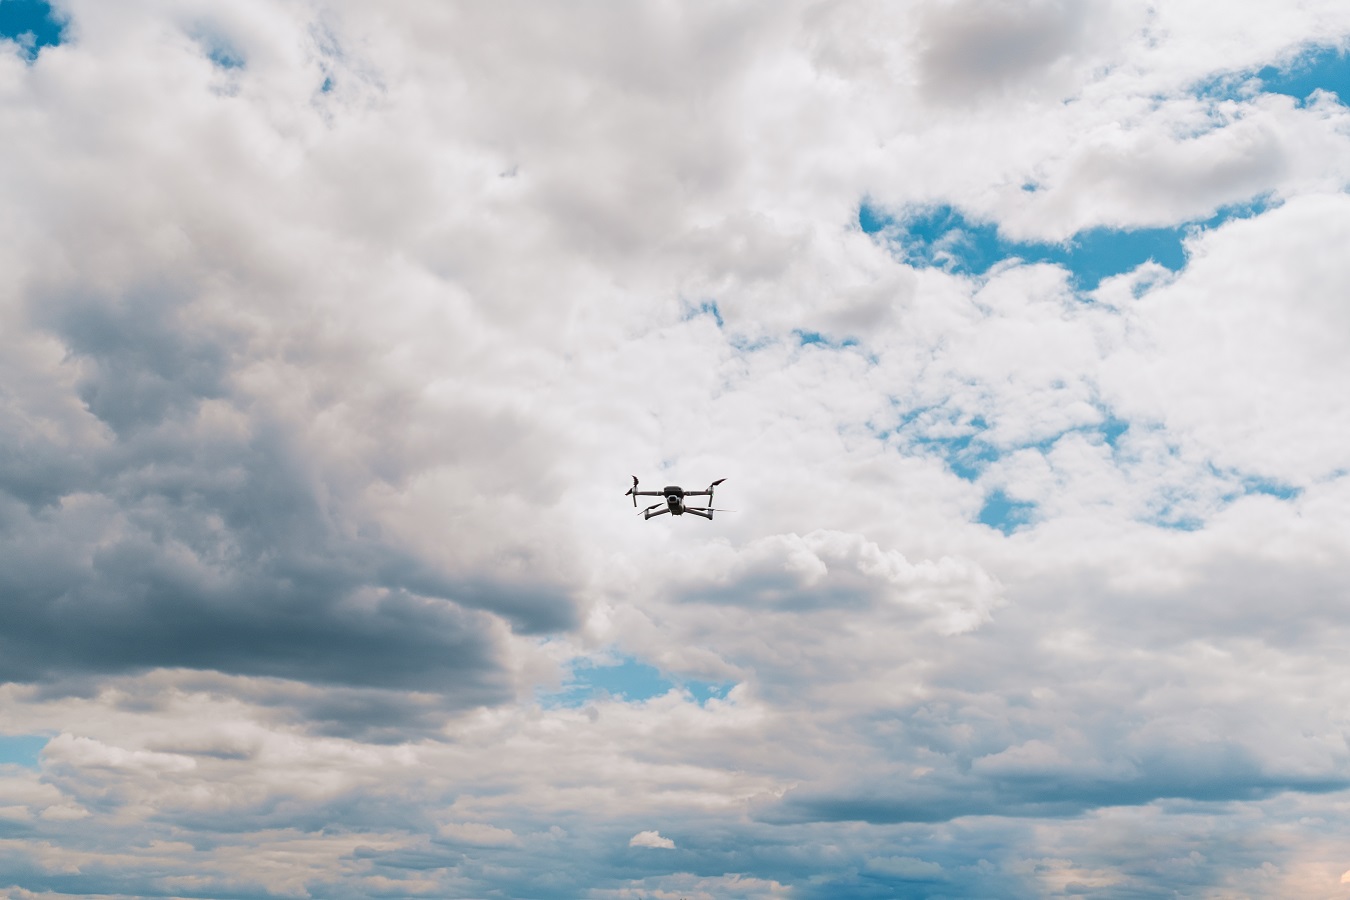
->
[643,506,671,520]
[684,507,713,520]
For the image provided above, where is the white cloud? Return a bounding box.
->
[1102,193,1350,482]
[629,829,676,849]
[865,855,945,879]
[3,0,1350,896]
[438,821,520,848]
[916,0,1132,106]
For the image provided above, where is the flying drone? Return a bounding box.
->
[625,476,727,520]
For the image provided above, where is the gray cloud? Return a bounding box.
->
[778,758,1350,825]
[0,239,576,712]
[917,0,1111,104]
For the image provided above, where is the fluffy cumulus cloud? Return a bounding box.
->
[3,0,1350,896]
[629,830,676,850]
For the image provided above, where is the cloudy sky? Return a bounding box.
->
[2,0,1350,897]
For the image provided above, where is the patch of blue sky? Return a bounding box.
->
[794,330,858,349]
[184,23,245,70]
[729,334,774,353]
[542,657,732,708]
[684,680,733,704]
[1192,44,1350,109]
[859,198,1272,292]
[897,405,1296,532]
[0,0,64,60]
[857,203,891,235]
[894,400,1136,483]
[0,735,48,768]
[923,432,1000,482]
[912,414,1130,487]
[201,37,245,70]
[1147,510,1205,532]
[1242,477,1301,501]
[1099,414,1129,449]
[1025,411,1131,454]
[978,489,1037,535]
[682,299,723,328]
[1220,474,1303,504]
[1259,45,1350,106]
[892,410,997,481]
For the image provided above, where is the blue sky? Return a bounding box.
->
[1259,44,1350,104]
[2,3,1350,898]
[856,198,1282,291]
[860,200,1191,289]
[544,656,731,706]
[0,0,62,59]
[0,735,45,767]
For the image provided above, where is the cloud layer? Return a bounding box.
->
[3,0,1350,896]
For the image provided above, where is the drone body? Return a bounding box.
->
[625,477,726,520]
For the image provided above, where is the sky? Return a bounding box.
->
[2,0,1350,897]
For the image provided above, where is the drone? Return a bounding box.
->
[626,476,727,520]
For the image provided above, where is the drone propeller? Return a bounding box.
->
[686,506,736,513]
